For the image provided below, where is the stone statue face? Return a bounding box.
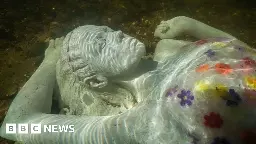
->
[70,25,146,77]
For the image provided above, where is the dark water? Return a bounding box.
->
[0,0,255,143]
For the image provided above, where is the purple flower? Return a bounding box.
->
[205,49,215,58]
[211,137,230,144]
[225,89,242,107]
[177,89,194,106]
[166,85,178,97]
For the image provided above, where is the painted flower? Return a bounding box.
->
[235,62,254,74]
[204,49,216,58]
[212,42,227,48]
[177,90,194,106]
[211,137,230,144]
[194,82,229,100]
[196,64,210,72]
[195,39,208,45]
[236,57,256,74]
[242,57,256,67]
[194,80,211,92]
[244,76,256,90]
[215,63,233,75]
[166,85,178,97]
[225,89,242,107]
[204,112,223,128]
[214,84,229,98]
[243,88,256,105]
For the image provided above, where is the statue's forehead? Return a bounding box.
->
[75,25,113,35]
[71,25,113,42]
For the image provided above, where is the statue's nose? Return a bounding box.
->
[115,30,123,37]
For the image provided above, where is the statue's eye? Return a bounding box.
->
[101,39,106,48]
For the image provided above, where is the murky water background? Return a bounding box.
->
[0,0,255,143]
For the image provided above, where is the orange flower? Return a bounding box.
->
[215,63,233,75]
[196,64,210,72]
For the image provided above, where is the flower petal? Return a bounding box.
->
[204,115,210,120]
[186,100,192,106]
[189,96,195,100]
[180,100,186,106]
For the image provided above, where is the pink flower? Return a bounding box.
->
[195,39,208,45]
[234,57,256,74]
[242,57,256,67]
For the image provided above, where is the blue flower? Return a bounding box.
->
[205,49,215,58]
[177,89,194,106]
[211,137,230,144]
[226,89,242,107]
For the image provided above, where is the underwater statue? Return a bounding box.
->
[1,16,256,144]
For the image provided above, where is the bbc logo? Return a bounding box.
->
[6,123,41,134]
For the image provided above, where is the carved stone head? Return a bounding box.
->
[61,25,146,88]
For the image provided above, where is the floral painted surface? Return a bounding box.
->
[165,38,256,144]
[196,64,210,72]
[244,76,256,90]
[204,112,223,128]
[212,42,227,48]
[215,63,233,75]
[234,57,256,74]
[194,80,211,92]
[221,89,242,106]
[204,49,216,58]
[177,90,194,106]
[195,39,208,45]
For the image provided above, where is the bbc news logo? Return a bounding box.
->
[6,123,74,134]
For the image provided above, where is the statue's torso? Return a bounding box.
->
[138,37,256,143]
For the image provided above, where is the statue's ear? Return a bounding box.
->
[88,74,108,89]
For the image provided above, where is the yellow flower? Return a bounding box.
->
[214,84,229,97]
[245,76,256,90]
[194,80,229,99]
[212,42,226,48]
[194,80,210,92]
